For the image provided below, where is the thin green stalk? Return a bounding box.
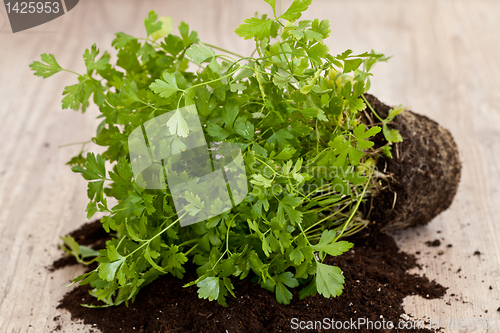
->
[204,43,245,58]
[333,169,374,242]
[361,94,384,122]
[125,211,187,259]
[58,140,92,148]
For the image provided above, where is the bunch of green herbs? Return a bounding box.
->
[31,0,402,307]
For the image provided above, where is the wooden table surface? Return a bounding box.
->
[0,0,499,332]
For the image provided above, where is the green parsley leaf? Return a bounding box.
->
[250,174,273,188]
[311,18,330,38]
[313,230,354,256]
[383,124,403,143]
[207,124,230,141]
[386,104,406,122]
[72,153,106,181]
[151,16,173,41]
[144,10,162,36]
[382,144,393,158]
[30,54,62,78]
[149,72,181,98]
[84,44,109,72]
[186,43,216,65]
[222,100,239,129]
[279,0,312,22]
[197,276,221,301]
[138,43,157,63]
[343,58,363,73]
[179,21,199,46]
[315,262,345,298]
[263,0,277,12]
[235,18,279,40]
[277,195,302,225]
[112,32,136,49]
[275,271,299,304]
[353,124,381,149]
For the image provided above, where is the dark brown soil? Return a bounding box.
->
[55,221,446,333]
[362,94,461,232]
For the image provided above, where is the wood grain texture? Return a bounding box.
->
[0,0,499,332]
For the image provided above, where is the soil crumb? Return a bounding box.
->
[425,239,441,247]
[56,222,446,333]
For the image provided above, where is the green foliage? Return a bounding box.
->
[31,0,402,307]
[59,235,100,265]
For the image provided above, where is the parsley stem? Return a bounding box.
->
[177,239,198,248]
[296,221,319,263]
[225,213,239,256]
[184,244,198,256]
[124,211,188,260]
[279,43,293,72]
[138,99,160,111]
[270,1,277,19]
[62,68,84,77]
[361,94,384,123]
[177,62,244,108]
[58,139,92,148]
[214,54,237,64]
[304,199,351,215]
[254,51,317,64]
[303,182,335,199]
[337,220,369,238]
[254,61,267,101]
[110,204,141,213]
[333,168,373,243]
[116,233,127,250]
[254,156,282,176]
[136,37,162,48]
[315,120,320,154]
[186,65,241,91]
[293,204,349,243]
[203,43,245,59]
[250,47,258,58]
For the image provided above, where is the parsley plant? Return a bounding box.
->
[31,0,399,307]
